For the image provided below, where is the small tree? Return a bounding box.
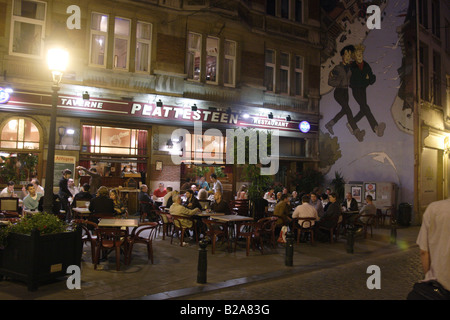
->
[330,171,346,201]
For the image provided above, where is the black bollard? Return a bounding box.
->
[285,231,294,267]
[390,219,397,245]
[346,227,355,254]
[197,239,208,284]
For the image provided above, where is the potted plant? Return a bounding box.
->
[0,212,82,291]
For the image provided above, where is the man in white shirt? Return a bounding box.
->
[292,195,319,228]
[23,183,44,211]
[407,198,450,299]
[210,174,223,194]
[162,186,173,207]
[0,181,18,198]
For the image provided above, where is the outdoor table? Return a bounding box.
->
[98,218,139,228]
[72,207,90,219]
[195,211,225,218]
[210,215,254,248]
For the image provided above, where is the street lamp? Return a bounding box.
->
[43,48,68,214]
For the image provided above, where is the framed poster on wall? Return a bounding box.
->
[365,183,376,200]
[351,186,362,203]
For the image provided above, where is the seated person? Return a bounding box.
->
[169,194,200,229]
[236,184,248,199]
[210,191,230,214]
[23,183,44,211]
[71,183,93,207]
[162,186,174,207]
[273,194,292,228]
[292,195,319,228]
[184,189,202,210]
[0,181,18,198]
[263,188,275,200]
[290,190,301,208]
[309,193,324,218]
[89,186,115,217]
[110,189,126,217]
[253,191,269,219]
[358,195,376,224]
[166,190,178,209]
[314,192,341,233]
[198,188,208,201]
[180,178,192,192]
[139,184,157,220]
[190,184,199,196]
[153,183,167,199]
[197,176,210,191]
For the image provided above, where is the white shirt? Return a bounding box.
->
[292,202,319,227]
[416,198,450,290]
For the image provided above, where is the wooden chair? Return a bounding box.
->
[256,216,279,252]
[94,228,127,271]
[232,199,250,216]
[203,219,230,254]
[170,215,198,246]
[139,201,158,222]
[317,215,340,243]
[354,214,376,238]
[382,206,396,226]
[155,210,173,240]
[234,220,257,256]
[73,219,98,263]
[0,197,20,217]
[291,217,316,245]
[126,222,158,265]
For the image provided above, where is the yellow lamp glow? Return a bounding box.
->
[47,48,69,85]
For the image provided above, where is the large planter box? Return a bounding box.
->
[0,227,82,291]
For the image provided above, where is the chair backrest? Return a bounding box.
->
[171,214,194,229]
[96,228,123,243]
[130,222,158,239]
[0,197,19,212]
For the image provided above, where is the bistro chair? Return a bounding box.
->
[73,219,98,263]
[256,216,279,252]
[0,197,20,217]
[94,228,127,271]
[156,210,173,240]
[232,199,250,216]
[291,217,316,245]
[354,214,376,238]
[170,215,198,246]
[317,215,340,244]
[202,218,229,254]
[126,222,158,265]
[234,220,258,256]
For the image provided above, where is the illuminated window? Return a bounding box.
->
[136,21,152,72]
[113,17,131,70]
[206,36,219,84]
[0,117,40,150]
[187,32,202,81]
[184,132,226,164]
[90,12,108,67]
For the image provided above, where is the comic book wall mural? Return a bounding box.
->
[319,0,413,206]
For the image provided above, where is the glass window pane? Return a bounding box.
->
[91,35,106,65]
[92,13,108,32]
[114,38,128,68]
[265,50,274,64]
[281,53,289,66]
[136,42,150,72]
[296,56,304,69]
[189,33,201,50]
[295,72,303,95]
[137,22,151,40]
[14,0,46,20]
[24,120,39,142]
[115,17,130,36]
[207,37,218,55]
[280,69,288,93]
[225,40,236,56]
[264,66,274,91]
[12,21,42,55]
[206,56,217,82]
[224,58,234,85]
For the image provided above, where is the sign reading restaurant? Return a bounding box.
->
[5,90,317,133]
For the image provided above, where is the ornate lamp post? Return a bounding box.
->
[43,48,68,214]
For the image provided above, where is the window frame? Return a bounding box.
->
[206,36,219,85]
[9,0,47,59]
[89,12,109,68]
[294,55,304,97]
[187,32,202,82]
[279,51,290,94]
[135,21,153,74]
[113,16,131,71]
[264,49,276,93]
[223,39,237,87]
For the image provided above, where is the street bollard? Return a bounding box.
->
[197,239,208,284]
[390,219,397,245]
[346,227,355,254]
[285,231,294,267]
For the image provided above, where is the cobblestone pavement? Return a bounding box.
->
[183,246,423,300]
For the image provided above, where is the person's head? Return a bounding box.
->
[326,188,331,195]
[340,45,355,64]
[280,194,289,202]
[62,169,72,178]
[90,168,97,173]
[6,181,14,192]
[198,188,207,200]
[167,186,173,192]
[31,178,40,187]
[68,178,75,187]
[269,188,274,194]
[199,176,205,183]
[366,195,373,203]
[282,187,288,194]
[173,194,181,204]
[214,191,222,202]
[353,44,365,64]
[301,195,310,204]
[329,192,338,203]
[321,193,328,201]
[26,183,36,196]
[346,192,352,200]
[97,186,109,197]
[210,173,217,182]
[191,184,197,192]
[158,183,165,191]
[82,183,90,193]
[140,184,148,193]
[186,189,194,198]
[276,192,282,199]
[109,189,119,201]
[310,193,318,202]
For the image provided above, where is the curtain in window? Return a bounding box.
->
[137,130,147,172]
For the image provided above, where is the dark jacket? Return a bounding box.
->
[350,60,376,88]
[210,200,230,215]
[184,195,202,211]
[89,195,115,215]
[341,198,359,212]
[138,191,154,213]
[317,201,341,229]
[58,177,71,200]
[72,191,93,207]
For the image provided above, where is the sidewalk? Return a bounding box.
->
[0,223,420,300]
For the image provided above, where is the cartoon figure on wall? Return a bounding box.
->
[350,44,385,137]
[325,45,366,142]
[325,43,386,142]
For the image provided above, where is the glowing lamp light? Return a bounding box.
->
[47,48,69,84]
[299,121,311,133]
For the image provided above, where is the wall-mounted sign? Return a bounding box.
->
[299,121,311,133]
[0,88,11,104]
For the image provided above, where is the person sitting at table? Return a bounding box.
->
[358,195,376,224]
[210,191,230,214]
[314,192,341,241]
[166,190,178,209]
[184,189,202,211]
[169,194,201,229]
[342,192,358,212]
[310,192,324,218]
[236,184,248,200]
[71,183,93,207]
[89,186,115,217]
[0,181,18,198]
[23,183,44,211]
[76,166,102,196]
[109,189,126,218]
[190,184,199,196]
[253,190,269,219]
[162,186,174,207]
[153,183,167,198]
[68,178,79,197]
[138,184,157,219]
[276,192,282,203]
[321,193,330,211]
[197,176,210,191]
[273,194,292,229]
[210,173,223,194]
[180,178,192,192]
[21,178,45,197]
[263,188,275,200]
[292,195,319,228]
[282,187,290,198]
[290,190,301,208]
[198,188,208,201]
